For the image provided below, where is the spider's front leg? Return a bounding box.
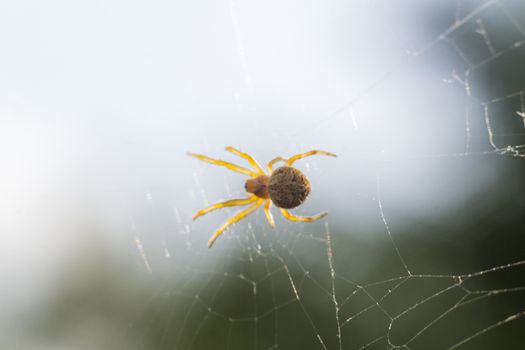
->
[193,196,257,220]
[226,146,265,175]
[207,199,264,248]
[187,152,258,177]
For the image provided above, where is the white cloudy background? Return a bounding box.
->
[1,0,517,348]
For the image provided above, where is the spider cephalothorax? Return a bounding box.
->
[188,147,336,248]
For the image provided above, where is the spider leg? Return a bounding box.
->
[279,208,327,222]
[267,156,286,173]
[263,199,275,228]
[187,152,258,177]
[193,196,257,220]
[208,199,264,248]
[226,146,265,175]
[286,150,337,166]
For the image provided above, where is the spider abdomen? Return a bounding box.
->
[268,166,311,209]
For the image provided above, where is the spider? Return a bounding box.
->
[188,147,336,248]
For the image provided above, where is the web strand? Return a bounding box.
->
[130,1,525,348]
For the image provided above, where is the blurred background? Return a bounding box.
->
[1,0,525,349]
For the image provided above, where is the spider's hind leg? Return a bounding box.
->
[286,150,336,166]
[193,196,257,220]
[279,208,327,222]
[264,200,275,228]
[267,156,286,173]
[208,199,264,248]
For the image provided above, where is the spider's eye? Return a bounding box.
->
[268,166,311,209]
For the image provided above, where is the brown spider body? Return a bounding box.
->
[188,147,336,248]
[269,166,311,208]
[245,167,311,209]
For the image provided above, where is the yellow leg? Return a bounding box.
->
[208,199,264,248]
[226,146,265,175]
[267,156,286,173]
[188,152,258,177]
[286,150,337,166]
[279,208,327,222]
[193,196,257,220]
[264,200,275,228]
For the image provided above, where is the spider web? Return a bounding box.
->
[117,1,525,349]
[2,0,525,349]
